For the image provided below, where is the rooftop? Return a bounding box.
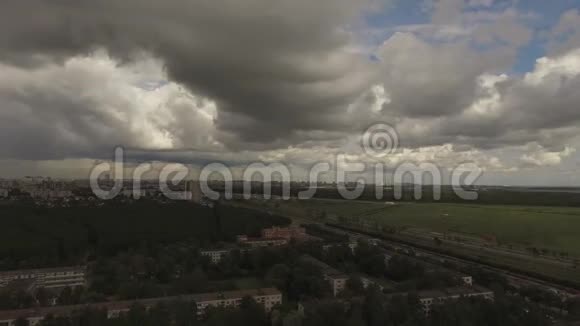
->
[0,266,86,278]
[300,255,348,279]
[0,288,281,321]
[418,286,493,299]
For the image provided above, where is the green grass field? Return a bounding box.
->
[258,199,580,256]
[362,203,580,254]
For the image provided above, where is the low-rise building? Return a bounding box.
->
[193,288,282,316]
[28,190,73,200]
[0,288,282,325]
[239,237,288,248]
[322,241,358,254]
[383,253,393,265]
[300,255,348,297]
[200,249,231,264]
[461,276,473,286]
[360,276,389,292]
[262,226,307,241]
[0,189,8,198]
[417,286,494,315]
[0,266,86,290]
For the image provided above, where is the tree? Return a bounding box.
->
[345,277,365,295]
[172,299,198,326]
[363,287,387,326]
[287,261,330,300]
[433,237,443,246]
[282,311,303,326]
[238,296,268,326]
[304,301,347,326]
[14,317,29,326]
[35,287,51,307]
[57,287,73,305]
[175,268,207,294]
[147,302,172,326]
[126,303,148,326]
[266,264,291,291]
[567,298,580,319]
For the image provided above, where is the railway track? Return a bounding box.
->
[322,223,580,298]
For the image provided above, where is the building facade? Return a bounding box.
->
[200,250,231,264]
[261,227,307,241]
[0,266,86,290]
[0,288,282,326]
[239,237,288,248]
[418,287,494,315]
[193,288,282,317]
[300,255,348,297]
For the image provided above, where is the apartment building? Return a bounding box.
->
[300,255,349,297]
[0,288,282,326]
[262,226,307,241]
[0,266,86,290]
[237,236,289,248]
[360,276,389,292]
[417,286,494,315]
[200,249,231,264]
[192,288,282,316]
[322,241,358,254]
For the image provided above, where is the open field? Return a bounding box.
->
[363,203,580,256]
[246,198,580,285]
[257,199,580,256]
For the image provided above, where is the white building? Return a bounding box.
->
[28,189,73,200]
[193,288,282,316]
[360,276,387,292]
[326,273,348,297]
[461,276,473,286]
[201,249,231,264]
[417,286,494,315]
[0,266,86,290]
[300,255,348,297]
[238,237,288,248]
[0,288,283,325]
[323,241,358,254]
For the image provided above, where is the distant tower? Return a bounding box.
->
[187,180,202,203]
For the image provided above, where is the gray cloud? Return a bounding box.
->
[0,0,380,151]
[0,0,579,181]
[548,9,580,56]
[377,32,515,118]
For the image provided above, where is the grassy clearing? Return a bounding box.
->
[257,199,580,256]
[363,203,580,256]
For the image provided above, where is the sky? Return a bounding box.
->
[0,0,580,186]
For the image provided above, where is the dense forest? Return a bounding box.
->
[0,201,290,270]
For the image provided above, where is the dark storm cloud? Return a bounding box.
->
[1,0,580,168]
[377,32,515,118]
[0,60,149,160]
[0,0,378,151]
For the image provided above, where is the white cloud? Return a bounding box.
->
[520,146,576,168]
